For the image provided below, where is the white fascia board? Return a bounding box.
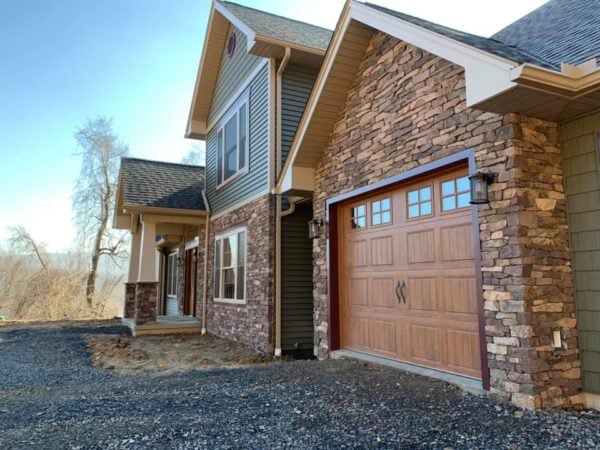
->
[279,166,315,194]
[213,1,257,50]
[186,120,207,140]
[350,1,517,106]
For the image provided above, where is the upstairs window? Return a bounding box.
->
[216,97,249,187]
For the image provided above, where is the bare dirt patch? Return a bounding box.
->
[86,333,283,373]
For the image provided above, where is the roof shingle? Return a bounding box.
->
[120,158,206,211]
[492,0,600,70]
[365,3,556,69]
[219,1,333,51]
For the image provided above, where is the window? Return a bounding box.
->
[441,176,470,211]
[217,98,248,187]
[214,229,246,302]
[166,252,178,297]
[351,204,366,229]
[407,186,432,218]
[372,197,392,226]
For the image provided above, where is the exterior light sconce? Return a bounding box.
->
[308,219,324,239]
[469,172,494,205]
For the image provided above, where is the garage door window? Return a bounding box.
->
[371,198,391,226]
[351,205,367,229]
[441,176,470,211]
[407,186,432,218]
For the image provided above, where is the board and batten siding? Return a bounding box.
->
[208,25,264,125]
[281,64,319,166]
[281,204,314,352]
[205,60,270,214]
[560,112,600,394]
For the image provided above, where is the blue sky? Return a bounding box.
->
[0,0,546,251]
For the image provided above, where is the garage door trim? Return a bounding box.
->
[324,150,489,390]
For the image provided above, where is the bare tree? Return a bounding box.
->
[181,142,206,166]
[7,225,48,270]
[73,116,129,309]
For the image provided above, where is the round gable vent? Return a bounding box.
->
[227,33,237,58]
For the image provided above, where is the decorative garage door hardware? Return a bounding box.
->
[395,281,407,304]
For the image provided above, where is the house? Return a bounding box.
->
[116,0,600,410]
[116,1,330,355]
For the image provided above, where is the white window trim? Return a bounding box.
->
[214,227,247,304]
[166,251,178,299]
[216,93,250,190]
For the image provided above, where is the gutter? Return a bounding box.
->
[201,216,210,334]
[511,62,600,99]
[274,47,292,357]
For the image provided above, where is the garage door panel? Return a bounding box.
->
[406,277,437,312]
[441,277,478,314]
[349,239,368,267]
[407,229,435,264]
[347,317,369,348]
[411,324,441,364]
[371,277,399,309]
[347,278,368,306]
[441,224,473,261]
[370,319,397,354]
[371,236,394,266]
[446,329,481,375]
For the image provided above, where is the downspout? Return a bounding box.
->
[274,47,292,357]
[201,216,210,334]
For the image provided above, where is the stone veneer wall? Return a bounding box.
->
[312,32,581,409]
[134,282,158,325]
[124,283,136,318]
[205,194,275,351]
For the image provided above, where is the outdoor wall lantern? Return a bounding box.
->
[308,218,324,239]
[469,172,494,205]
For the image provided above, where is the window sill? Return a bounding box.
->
[213,298,247,305]
[216,167,248,191]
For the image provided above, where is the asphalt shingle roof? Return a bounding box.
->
[492,0,600,70]
[365,3,556,69]
[219,1,333,51]
[120,158,206,211]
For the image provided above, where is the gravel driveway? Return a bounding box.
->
[0,321,599,449]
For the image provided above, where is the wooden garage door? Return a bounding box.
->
[339,168,482,379]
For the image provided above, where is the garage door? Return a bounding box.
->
[339,168,482,379]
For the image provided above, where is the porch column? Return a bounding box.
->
[135,219,158,325]
[123,230,141,318]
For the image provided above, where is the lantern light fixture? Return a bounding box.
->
[308,218,324,239]
[469,172,494,205]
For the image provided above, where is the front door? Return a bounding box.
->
[183,247,198,316]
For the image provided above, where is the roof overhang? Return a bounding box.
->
[185,0,327,140]
[277,0,600,195]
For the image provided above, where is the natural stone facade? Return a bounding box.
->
[124,283,136,318]
[205,194,275,351]
[134,282,158,325]
[312,32,581,408]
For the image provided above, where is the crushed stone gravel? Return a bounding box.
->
[0,321,599,449]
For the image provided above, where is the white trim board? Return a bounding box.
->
[209,189,270,221]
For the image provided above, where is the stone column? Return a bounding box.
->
[135,282,158,325]
[124,283,136,318]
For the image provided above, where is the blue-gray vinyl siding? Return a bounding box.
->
[281,204,314,352]
[205,64,270,214]
[560,112,600,394]
[281,64,318,166]
[208,25,264,125]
